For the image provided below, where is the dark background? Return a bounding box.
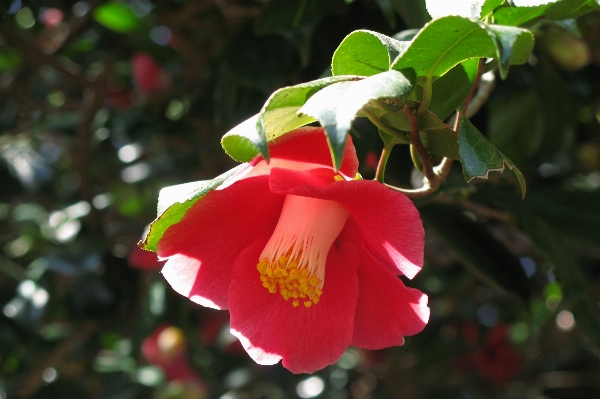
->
[1,1,600,398]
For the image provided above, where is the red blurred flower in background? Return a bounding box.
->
[131,52,171,98]
[141,324,208,397]
[156,127,429,373]
[474,325,522,384]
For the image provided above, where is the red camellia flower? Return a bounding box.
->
[156,127,429,373]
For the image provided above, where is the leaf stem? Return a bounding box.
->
[375,141,394,183]
[360,108,408,143]
[417,75,433,116]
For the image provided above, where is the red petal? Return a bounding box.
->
[268,127,358,178]
[339,220,429,349]
[228,234,360,374]
[269,170,424,278]
[158,176,284,309]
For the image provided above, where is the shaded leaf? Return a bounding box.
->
[487,90,544,166]
[93,2,141,33]
[332,30,410,77]
[140,165,246,252]
[391,16,533,84]
[422,204,531,303]
[221,76,360,162]
[299,71,413,169]
[365,101,460,159]
[427,58,479,121]
[389,0,431,29]
[486,24,531,78]
[255,0,343,67]
[458,118,526,197]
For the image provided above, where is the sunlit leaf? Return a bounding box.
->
[93,2,141,33]
[221,76,360,162]
[332,30,410,76]
[140,164,246,252]
[298,70,413,169]
[391,16,533,83]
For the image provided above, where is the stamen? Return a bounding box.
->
[256,195,348,308]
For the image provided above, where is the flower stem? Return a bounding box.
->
[360,108,408,143]
[375,141,394,183]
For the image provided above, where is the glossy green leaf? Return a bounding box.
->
[427,58,479,121]
[481,0,506,18]
[494,0,591,26]
[299,71,413,169]
[140,164,246,252]
[486,24,531,78]
[458,117,526,197]
[221,76,359,162]
[93,2,141,33]
[332,30,410,77]
[391,16,533,83]
[493,4,548,25]
[422,204,531,303]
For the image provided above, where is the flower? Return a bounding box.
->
[157,127,429,373]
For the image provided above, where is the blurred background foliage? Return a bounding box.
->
[0,0,599,398]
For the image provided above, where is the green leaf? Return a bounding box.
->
[486,24,533,78]
[458,117,526,197]
[481,0,506,18]
[298,71,413,170]
[254,0,343,67]
[221,115,265,163]
[427,59,479,121]
[140,165,246,252]
[544,0,598,20]
[389,0,431,29]
[363,102,460,159]
[417,108,460,159]
[493,4,548,25]
[422,204,531,303]
[93,2,141,33]
[494,0,591,26]
[391,16,533,83]
[332,30,410,77]
[221,76,359,162]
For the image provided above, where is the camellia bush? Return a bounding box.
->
[1,0,600,398]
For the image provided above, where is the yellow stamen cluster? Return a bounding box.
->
[257,255,323,308]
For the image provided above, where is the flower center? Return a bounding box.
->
[256,195,349,308]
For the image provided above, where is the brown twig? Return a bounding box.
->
[17,322,98,399]
[403,105,437,183]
